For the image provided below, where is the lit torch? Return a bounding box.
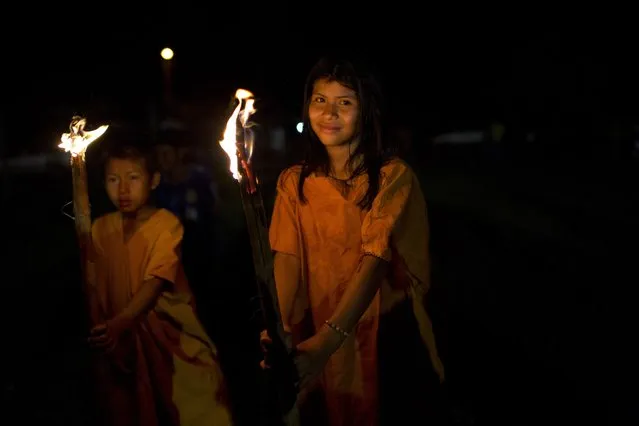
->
[59,116,108,325]
[219,90,299,424]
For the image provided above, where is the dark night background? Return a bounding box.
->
[1,10,637,425]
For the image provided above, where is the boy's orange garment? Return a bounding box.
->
[88,208,232,426]
[270,159,445,426]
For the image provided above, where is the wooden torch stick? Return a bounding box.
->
[219,91,300,426]
[60,117,109,326]
[70,153,103,325]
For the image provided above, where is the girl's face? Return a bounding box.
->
[308,78,360,148]
[105,157,159,214]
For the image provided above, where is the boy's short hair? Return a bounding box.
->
[99,125,158,175]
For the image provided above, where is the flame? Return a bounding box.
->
[219,89,257,181]
[58,117,109,158]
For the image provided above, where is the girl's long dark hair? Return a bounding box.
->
[297,57,395,210]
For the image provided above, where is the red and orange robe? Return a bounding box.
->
[89,208,233,426]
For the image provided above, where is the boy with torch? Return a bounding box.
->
[60,120,233,426]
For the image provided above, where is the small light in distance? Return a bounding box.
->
[161,47,174,61]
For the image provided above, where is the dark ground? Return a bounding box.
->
[1,144,637,425]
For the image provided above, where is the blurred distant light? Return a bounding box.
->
[433,131,483,145]
[526,132,536,143]
[296,122,304,133]
[270,127,286,152]
[161,47,174,61]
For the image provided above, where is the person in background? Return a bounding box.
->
[154,130,220,315]
[154,129,219,229]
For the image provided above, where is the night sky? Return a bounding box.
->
[3,11,638,157]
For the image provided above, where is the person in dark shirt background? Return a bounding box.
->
[154,129,219,229]
[154,128,220,318]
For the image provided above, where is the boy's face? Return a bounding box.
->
[105,157,160,214]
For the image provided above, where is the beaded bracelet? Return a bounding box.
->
[324,320,350,339]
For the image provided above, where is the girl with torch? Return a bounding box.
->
[262,57,447,426]
[61,122,233,426]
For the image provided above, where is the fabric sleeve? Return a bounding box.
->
[144,219,184,284]
[360,161,416,262]
[269,167,300,257]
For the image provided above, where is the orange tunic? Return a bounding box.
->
[270,159,445,426]
[88,208,233,426]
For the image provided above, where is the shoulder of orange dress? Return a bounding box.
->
[156,208,181,226]
[381,157,413,176]
[277,164,303,188]
[281,163,303,177]
[93,212,118,228]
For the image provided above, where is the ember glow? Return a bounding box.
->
[219,89,257,181]
[58,117,109,158]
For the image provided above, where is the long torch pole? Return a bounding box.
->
[237,169,300,426]
[219,91,300,425]
[59,117,108,326]
[70,154,103,325]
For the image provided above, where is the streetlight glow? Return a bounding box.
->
[161,47,174,61]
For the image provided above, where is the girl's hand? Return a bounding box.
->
[294,326,343,392]
[259,329,273,370]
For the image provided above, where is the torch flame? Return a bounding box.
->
[58,116,109,158]
[219,89,257,181]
